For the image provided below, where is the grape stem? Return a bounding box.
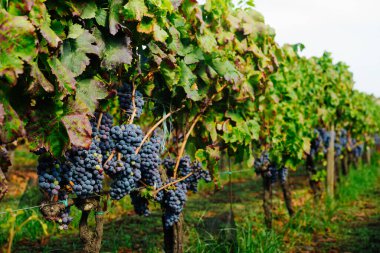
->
[138,179,149,187]
[173,83,228,178]
[153,172,193,196]
[173,115,202,179]
[135,105,185,154]
[104,150,115,165]
[128,75,139,124]
[96,112,103,131]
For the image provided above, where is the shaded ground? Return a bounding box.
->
[315,188,380,253]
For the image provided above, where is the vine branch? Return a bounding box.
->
[104,150,115,165]
[153,172,193,196]
[172,83,228,178]
[96,113,103,131]
[128,78,138,124]
[173,115,202,178]
[135,105,185,154]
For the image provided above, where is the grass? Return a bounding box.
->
[1,156,379,252]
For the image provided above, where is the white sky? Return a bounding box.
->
[198,0,380,97]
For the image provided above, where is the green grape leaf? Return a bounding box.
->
[95,8,107,27]
[61,46,90,77]
[47,57,76,95]
[197,33,217,53]
[67,23,84,39]
[160,62,179,90]
[153,24,168,42]
[76,79,108,112]
[178,61,201,101]
[29,62,54,93]
[0,100,25,144]
[184,51,204,65]
[75,30,100,55]
[101,38,133,70]
[204,115,218,142]
[109,0,123,35]
[0,10,37,83]
[45,122,69,157]
[79,2,98,19]
[123,0,148,21]
[211,58,242,84]
[61,29,100,76]
[246,119,260,140]
[29,1,62,48]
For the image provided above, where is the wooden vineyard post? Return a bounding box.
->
[326,126,335,197]
[366,146,371,164]
[163,214,184,253]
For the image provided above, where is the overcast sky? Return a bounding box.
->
[253,0,380,97]
[198,0,380,97]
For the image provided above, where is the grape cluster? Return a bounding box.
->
[318,128,330,153]
[254,153,288,184]
[162,180,187,227]
[57,192,73,230]
[109,124,144,200]
[339,129,348,147]
[254,152,270,174]
[118,83,145,119]
[160,155,212,226]
[140,132,163,188]
[278,167,288,184]
[37,156,62,196]
[65,140,104,198]
[130,191,150,216]
[58,211,73,230]
[352,139,364,158]
[103,157,125,178]
[334,143,342,157]
[91,112,115,158]
[186,161,212,193]
[163,156,211,193]
[175,156,191,178]
[130,132,164,215]
[180,158,211,193]
[334,129,348,157]
[310,129,322,156]
[109,156,141,200]
[162,157,176,177]
[267,166,278,184]
[110,124,143,156]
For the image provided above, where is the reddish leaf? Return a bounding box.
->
[23,0,35,12]
[61,114,92,149]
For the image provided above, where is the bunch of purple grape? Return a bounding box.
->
[162,179,188,227]
[118,83,145,119]
[37,156,62,197]
[65,140,104,198]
